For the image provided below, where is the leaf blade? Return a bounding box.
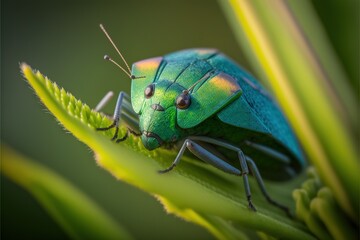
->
[1,144,133,240]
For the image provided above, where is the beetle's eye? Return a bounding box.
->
[176,92,191,109]
[144,84,155,98]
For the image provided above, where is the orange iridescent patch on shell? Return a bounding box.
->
[133,57,163,72]
[207,72,240,94]
[194,48,217,55]
[177,72,242,129]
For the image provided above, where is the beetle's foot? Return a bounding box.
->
[116,130,129,143]
[247,196,257,211]
[274,202,293,218]
[265,196,293,218]
[96,120,119,141]
[116,128,142,143]
[96,121,116,131]
[158,164,176,174]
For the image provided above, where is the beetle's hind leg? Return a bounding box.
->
[159,138,257,211]
[245,156,292,218]
[238,150,257,211]
[171,136,291,215]
[96,91,140,141]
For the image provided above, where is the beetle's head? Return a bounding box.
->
[137,80,187,150]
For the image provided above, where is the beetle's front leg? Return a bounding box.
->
[186,140,256,211]
[158,139,189,173]
[96,91,140,141]
[159,139,256,211]
[159,139,242,174]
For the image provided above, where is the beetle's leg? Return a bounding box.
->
[159,139,243,175]
[245,140,296,178]
[245,140,290,165]
[245,156,292,218]
[186,136,290,214]
[160,138,257,210]
[185,140,242,175]
[186,140,257,210]
[158,139,189,173]
[238,150,256,211]
[96,91,140,141]
[95,91,114,112]
[96,91,124,140]
[115,128,142,143]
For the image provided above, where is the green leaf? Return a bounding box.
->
[158,196,249,240]
[1,144,133,240]
[20,63,316,239]
[219,0,358,221]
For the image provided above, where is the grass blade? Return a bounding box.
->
[219,0,358,220]
[1,145,133,240]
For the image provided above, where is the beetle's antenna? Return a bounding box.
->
[100,24,145,80]
[104,55,132,79]
[100,24,131,74]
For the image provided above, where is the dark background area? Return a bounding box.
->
[1,0,358,239]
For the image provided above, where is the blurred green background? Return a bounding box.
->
[1,0,358,239]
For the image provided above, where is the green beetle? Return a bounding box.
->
[97,25,305,216]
